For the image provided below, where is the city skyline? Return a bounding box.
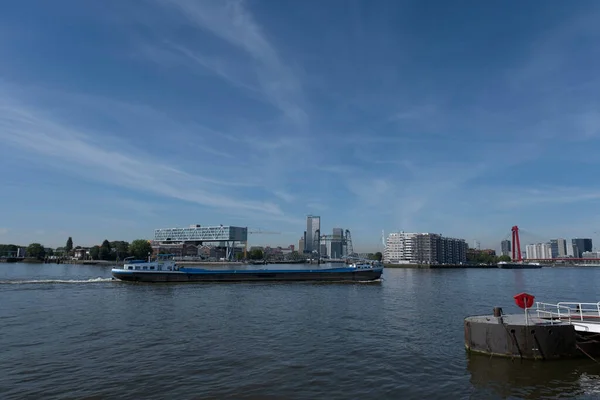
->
[2,1,600,251]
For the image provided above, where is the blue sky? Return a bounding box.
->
[1,0,600,252]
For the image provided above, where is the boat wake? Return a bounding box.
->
[0,277,113,285]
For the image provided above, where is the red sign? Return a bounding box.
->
[514,292,535,309]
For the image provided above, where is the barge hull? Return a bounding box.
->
[464,314,580,360]
[112,269,383,283]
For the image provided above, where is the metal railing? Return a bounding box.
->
[534,302,573,324]
[534,301,600,324]
[557,302,600,321]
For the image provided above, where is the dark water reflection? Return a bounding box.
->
[2,264,600,399]
[468,354,600,399]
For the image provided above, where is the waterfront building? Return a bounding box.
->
[384,232,467,264]
[572,238,592,258]
[330,228,344,258]
[384,232,417,264]
[501,240,511,257]
[441,237,468,264]
[320,244,328,257]
[299,236,305,254]
[305,215,320,254]
[550,239,559,258]
[525,243,552,259]
[550,238,568,258]
[582,251,600,259]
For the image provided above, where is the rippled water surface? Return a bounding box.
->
[2,263,600,399]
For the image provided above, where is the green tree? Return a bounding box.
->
[374,252,383,261]
[26,243,46,260]
[129,239,153,260]
[66,237,73,253]
[99,239,112,260]
[249,248,264,260]
[110,241,130,260]
[498,255,512,262]
[90,246,100,260]
[0,244,19,257]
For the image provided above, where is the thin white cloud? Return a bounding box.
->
[0,95,289,218]
[273,190,295,203]
[155,0,308,127]
[0,228,8,235]
[497,187,600,208]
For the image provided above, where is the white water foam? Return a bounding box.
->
[0,277,113,285]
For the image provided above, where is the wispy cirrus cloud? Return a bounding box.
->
[0,91,291,219]
[273,190,295,203]
[152,0,308,127]
[494,186,600,209]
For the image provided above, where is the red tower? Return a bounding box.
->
[511,225,522,262]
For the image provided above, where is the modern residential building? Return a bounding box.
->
[501,240,511,257]
[525,243,552,259]
[305,215,320,254]
[330,228,344,259]
[384,232,418,264]
[572,238,592,258]
[384,232,467,264]
[441,237,468,264]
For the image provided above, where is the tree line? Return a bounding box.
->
[467,251,511,264]
[0,237,153,261]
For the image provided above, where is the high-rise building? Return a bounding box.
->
[305,215,320,254]
[550,239,559,258]
[572,238,592,258]
[330,228,344,259]
[320,244,327,257]
[556,238,567,257]
[501,240,511,257]
[299,235,305,255]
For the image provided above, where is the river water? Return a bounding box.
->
[1,263,600,399]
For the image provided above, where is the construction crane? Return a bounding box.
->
[244,229,281,258]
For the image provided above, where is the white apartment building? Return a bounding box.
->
[384,232,417,264]
[384,232,467,264]
[525,243,552,259]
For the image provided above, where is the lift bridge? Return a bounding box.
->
[312,229,355,259]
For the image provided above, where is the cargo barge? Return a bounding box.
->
[111,256,383,283]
